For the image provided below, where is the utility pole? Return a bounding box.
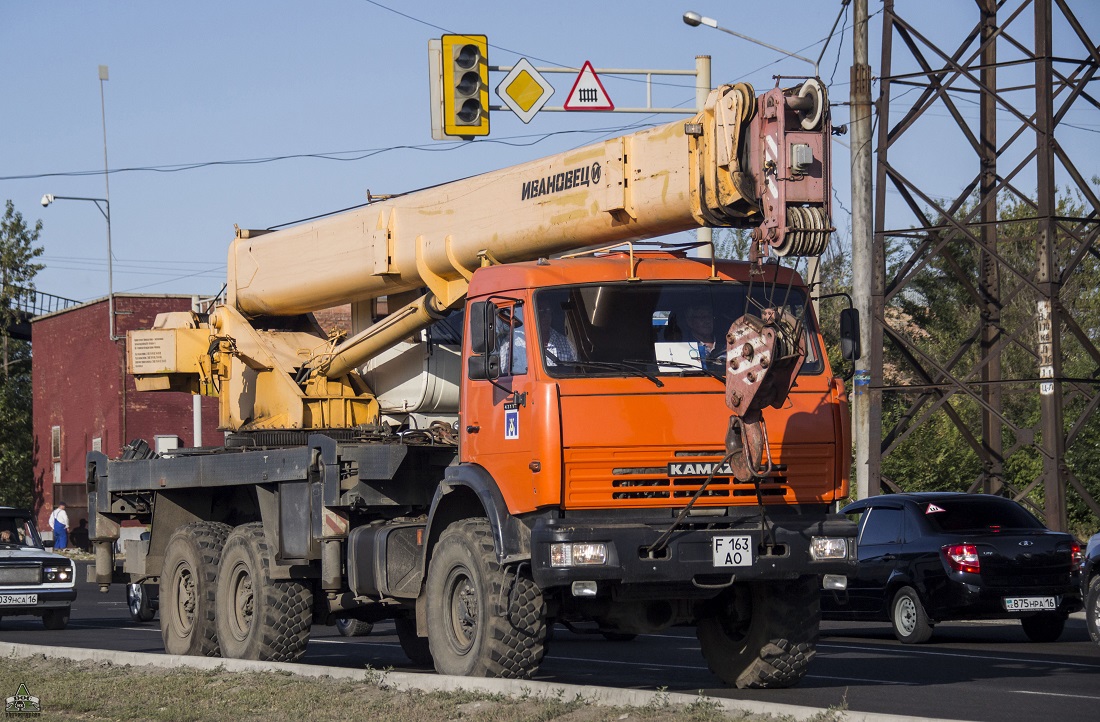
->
[850,0,875,499]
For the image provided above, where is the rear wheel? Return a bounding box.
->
[1020,611,1066,643]
[128,583,156,623]
[335,618,373,637]
[697,577,819,689]
[1087,577,1100,644]
[425,519,546,678]
[215,523,313,662]
[42,608,70,630]
[395,613,433,666]
[160,521,230,656]
[891,586,933,644]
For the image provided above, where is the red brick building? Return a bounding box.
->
[31,295,222,532]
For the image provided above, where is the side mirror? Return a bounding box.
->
[467,301,500,381]
[840,307,861,361]
[469,301,496,355]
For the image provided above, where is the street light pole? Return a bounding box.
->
[40,194,116,341]
[682,10,823,308]
[682,11,819,76]
[98,65,116,342]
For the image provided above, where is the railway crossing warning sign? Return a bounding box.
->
[563,61,614,111]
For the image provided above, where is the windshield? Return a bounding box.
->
[533,282,822,379]
[921,498,1045,532]
[0,516,43,548]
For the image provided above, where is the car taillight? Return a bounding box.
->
[942,543,980,574]
[1071,541,1083,567]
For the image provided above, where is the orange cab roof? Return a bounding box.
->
[468,251,806,297]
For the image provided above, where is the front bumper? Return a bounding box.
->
[530,507,857,594]
[0,586,77,615]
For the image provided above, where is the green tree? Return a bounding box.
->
[879,185,1100,536]
[0,200,44,508]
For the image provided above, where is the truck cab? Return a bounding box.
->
[452,251,854,675]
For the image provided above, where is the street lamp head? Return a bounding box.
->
[41,194,55,208]
[682,11,717,28]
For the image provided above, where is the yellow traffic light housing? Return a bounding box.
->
[441,34,489,138]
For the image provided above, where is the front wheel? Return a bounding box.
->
[891,586,933,644]
[215,523,313,662]
[425,519,546,678]
[335,617,373,637]
[1086,577,1100,645]
[42,608,70,630]
[697,577,819,689]
[1020,611,1066,643]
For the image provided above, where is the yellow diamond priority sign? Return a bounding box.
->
[496,58,555,124]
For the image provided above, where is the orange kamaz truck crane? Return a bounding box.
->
[88,77,858,689]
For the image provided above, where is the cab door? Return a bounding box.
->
[461,299,542,513]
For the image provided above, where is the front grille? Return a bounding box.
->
[564,444,838,509]
[0,565,40,585]
[609,476,788,500]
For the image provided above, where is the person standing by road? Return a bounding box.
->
[47,501,69,550]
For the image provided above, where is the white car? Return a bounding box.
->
[0,507,77,629]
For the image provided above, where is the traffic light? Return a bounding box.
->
[440,34,489,138]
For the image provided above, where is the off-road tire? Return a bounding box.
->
[42,608,70,630]
[1020,611,1066,643]
[697,576,819,689]
[426,518,546,678]
[128,583,156,623]
[891,586,933,644]
[1087,576,1100,644]
[335,618,373,637]
[395,613,433,666]
[161,521,230,656]
[215,523,313,662]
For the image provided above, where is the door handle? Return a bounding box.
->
[466,425,480,434]
[881,554,897,561]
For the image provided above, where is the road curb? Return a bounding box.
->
[1,642,966,722]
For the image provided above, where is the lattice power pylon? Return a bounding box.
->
[869,0,1099,531]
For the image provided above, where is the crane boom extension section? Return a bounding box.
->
[93,76,855,692]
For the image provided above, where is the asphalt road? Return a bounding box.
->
[1,564,1096,722]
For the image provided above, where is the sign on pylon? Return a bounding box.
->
[563,61,614,111]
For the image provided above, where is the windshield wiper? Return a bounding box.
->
[624,358,724,383]
[563,360,664,387]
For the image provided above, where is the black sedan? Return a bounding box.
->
[822,492,1082,643]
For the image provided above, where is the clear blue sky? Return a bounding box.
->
[2,1,1096,304]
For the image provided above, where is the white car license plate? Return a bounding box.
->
[1003,596,1056,611]
[712,536,753,567]
[0,593,37,606]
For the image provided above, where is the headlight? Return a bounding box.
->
[550,542,607,567]
[42,564,73,583]
[810,536,850,561]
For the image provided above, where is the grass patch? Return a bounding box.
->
[0,657,787,722]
